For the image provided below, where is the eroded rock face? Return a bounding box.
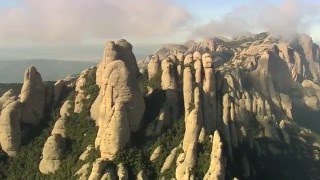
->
[39,134,65,174]
[20,66,45,125]
[96,59,145,159]
[301,79,320,110]
[148,55,160,79]
[204,131,225,180]
[137,170,148,180]
[75,163,91,180]
[202,53,216,132]
[51,117,67,137]
[117,163,129,180]
[91,40,145,159]
[182,87,202,151]
[290,34,320,82]
[53,80,65,104]
[0,90,14,111]
[93,40,145,160]
[74,69,90,113]
[176,142,197,180]
[161,56,179,126]
[161,147,179,174]
[100,103,131,160]
[250,51,293,96]
[101,166,116,180]
[88,158,107,180]
[79,145,94,161]
[150,145,163,162]
[60,100,72,118]
[0,96,21,157]
[161,58,177,90]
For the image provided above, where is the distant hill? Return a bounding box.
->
[0,59,97,83]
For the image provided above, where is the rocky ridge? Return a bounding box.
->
[0,33,319,180]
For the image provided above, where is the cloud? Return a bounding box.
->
[0,0,190,46]
[191,0,320,40]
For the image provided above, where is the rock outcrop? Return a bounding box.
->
[204,131,225,180]
[53,80,65,104]
[0,90,14,111]
[88,158,107,180]
[0,96,21,157]
[94,39,145,160]
[147,55,160,79]
[117,163,129,180]
[20,66,45,125]
[74,69,90,113]
[39,134,65,174]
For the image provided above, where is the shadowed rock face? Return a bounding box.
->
[290,34,320,82]
[250,50,293,95]
[20,66,45,125]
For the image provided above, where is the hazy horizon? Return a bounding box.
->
[0,0,319,61]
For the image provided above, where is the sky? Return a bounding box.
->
[0,0,319,61]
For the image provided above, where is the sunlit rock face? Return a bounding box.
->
[92,39,145,160]
[0,96,21,157]
[20,66,45,125]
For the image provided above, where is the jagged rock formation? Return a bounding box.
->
[0,90,14,111]
[0,95,21,157]
[155,44,188,60]
[74,69,90,113]
[2,33,320,180]
[53,80,65,104]
[39,134,65,174]
[93,39,145,160]
[137,170,148,180]
[202,53,216,132]
[75,163,91,180]
[100,102,131,160]
[204,131,225,180]
[150,145,162,162]
[176,142,197,179]
[161,147,179,174]
[147,55,160,79]
[79,145,94,161]
[20,66,45,125]
[88,158,107,180]
[101,166,116,180]
[117,163,129,180]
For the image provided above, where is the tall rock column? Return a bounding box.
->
[91,41,119,122]
[20,66,45,125]
[176,86,203,179]
[94,44,145,160]
[193,51,203,84]
[74,69,90,113]
[204,131,225,180]
[91,40,140,123]
[176,53,184,88]
[222,93,233,160]
[147,54,160,79]
[161,57,179,124]
[0,96,21,157]
[202,53,216,133]
[183,54,194,116]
